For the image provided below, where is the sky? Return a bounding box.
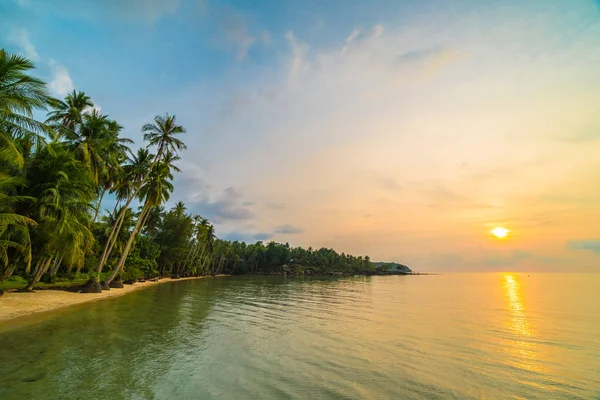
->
[2,0,600,272]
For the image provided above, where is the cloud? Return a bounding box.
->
[222,231,271,242]
[214,8,265,60]
[396,48,467,80]
[484,250,532,267]
[274,224,303,234]
[8,29,75,97]
[341,24,385,56]
[187,187,254,223]
[48,59,75,97]
[103,3,600,271]
[567,239,600,253]
[286,31,310,86]
[8,28,39,60]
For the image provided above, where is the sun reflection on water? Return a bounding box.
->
[504,274,531,337]
[502,274,543,374]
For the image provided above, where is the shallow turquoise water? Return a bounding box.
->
[0,274,599,399]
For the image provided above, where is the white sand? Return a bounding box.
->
[0,276,226,323]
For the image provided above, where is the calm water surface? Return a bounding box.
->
[0,274,599,399]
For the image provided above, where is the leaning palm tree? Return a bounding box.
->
[94,114,186,281]
[181,215,210,276]
[93,120,132,222]
[96,148,152,276]
[104,161,174,287]
[142,205,164,237]
[100,206,135,263]
[109,148,152,215]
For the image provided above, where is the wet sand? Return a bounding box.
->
[0,276,226,323]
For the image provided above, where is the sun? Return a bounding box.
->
[491,227,510,239]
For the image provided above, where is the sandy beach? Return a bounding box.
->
[0,276,224,324]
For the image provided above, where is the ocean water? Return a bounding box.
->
[0,273,599,399]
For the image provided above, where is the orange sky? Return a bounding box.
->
[7,0,599,271]
[184,2,600,271]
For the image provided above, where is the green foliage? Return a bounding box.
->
[121,267,143,282]
[0,48,381,290]
[125,236,160,276]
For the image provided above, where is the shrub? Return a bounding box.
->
[121,267,143,282]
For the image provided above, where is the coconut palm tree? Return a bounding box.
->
[0,50,55,276]
[94,114,186,279]
[104,161,174,287]
[199,223,216,274]
[23,143,95,290]
[142,114,187,161]
[161,149,182,174]
[108,148,151,215]
[0,173,36,277]
[45,90,93,139]
[68,110,112,185]
[172,201,186,218]
[180,215,211,276]
[0,49,56,147]
[95,148,152,274]
[100,206,135,264]
[93,120,132,222]
[142,205,164,237]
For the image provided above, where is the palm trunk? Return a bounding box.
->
[2,265,17,280]
[183,242,202,276]
[181,245,196,273]
[93,187,107,223]
[191,244,204,275]
[105,202,151,286]
[26,259,40,275]
[216,255,224,274]
[95,147,164,279]
[103,208,127,269]
[139,205,152,233]
[24,257,52,291]
[50,256,62,277]
[112,198,122,217]
[201,254,210,274]
[196,246,206,270]
[94,195,134,279]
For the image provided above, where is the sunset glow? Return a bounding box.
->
[4,0,599,272]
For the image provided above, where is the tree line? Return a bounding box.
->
[0,49,384,293]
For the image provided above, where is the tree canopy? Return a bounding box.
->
[0,49,389,293]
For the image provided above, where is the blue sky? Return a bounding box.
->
[2,0,600,271]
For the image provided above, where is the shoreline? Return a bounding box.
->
[0,275,228,325]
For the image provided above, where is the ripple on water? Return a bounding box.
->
[0,274,599,399]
